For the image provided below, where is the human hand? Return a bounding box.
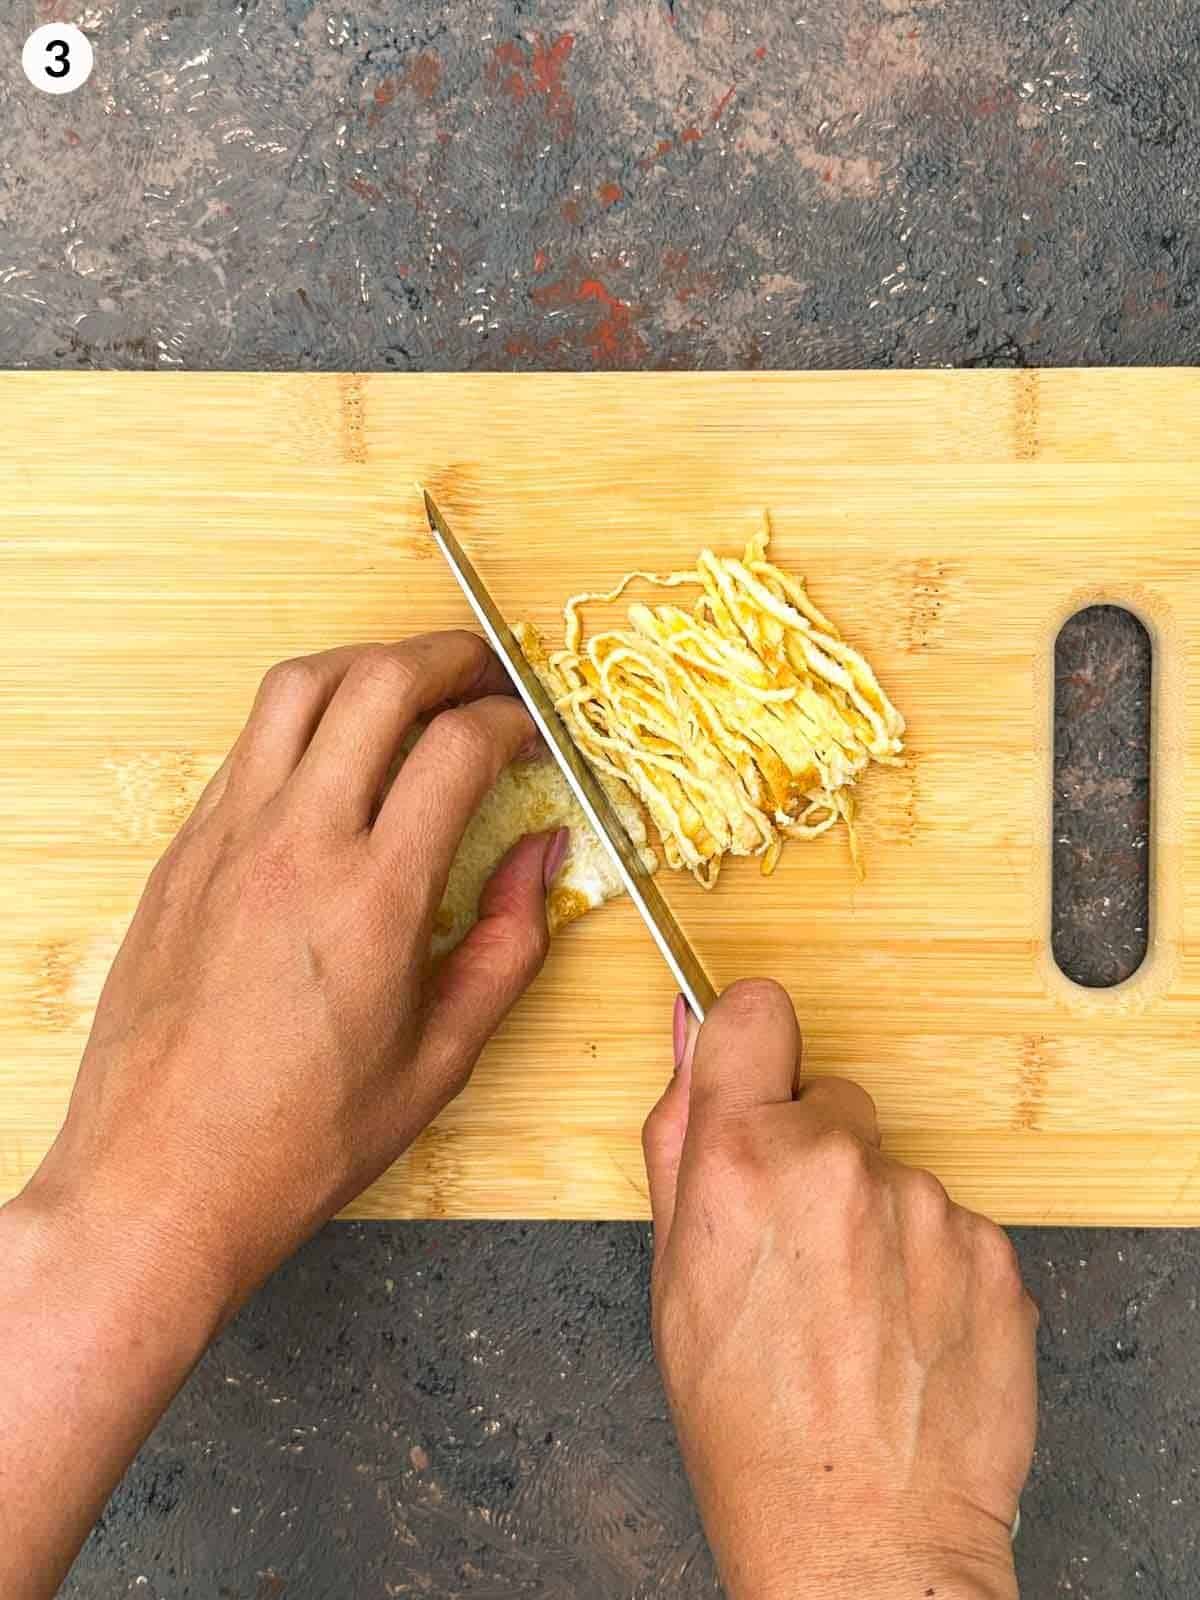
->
[643,981,1037,1600]
[23,632,564,1321]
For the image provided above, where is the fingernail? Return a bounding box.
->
[672,993,687,1072]
[543,827,569,891]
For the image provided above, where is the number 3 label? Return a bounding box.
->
[22,23,94,95]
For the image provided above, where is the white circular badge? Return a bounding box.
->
[22,23,94,95]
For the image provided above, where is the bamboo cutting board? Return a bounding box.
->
[2,370,1198,1225]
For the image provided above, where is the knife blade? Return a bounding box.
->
[423,489,717,1021]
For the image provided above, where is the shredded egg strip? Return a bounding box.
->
[526,515,905,889]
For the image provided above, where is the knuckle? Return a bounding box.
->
[903,1165,953,1224]
[444,628,490,673]
[973,1216,1025,1291]
[810,1126,875,1191]
[262,655,319,700]
[427,705,494,770]
[470,905,549,982]
[804,1074,878,1125]
[641,1094,676,1162]
[346,646,418,702]
[507,912,551,977]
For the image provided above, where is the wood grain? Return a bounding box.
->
[2,370,1197,1223]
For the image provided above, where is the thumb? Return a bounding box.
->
[686,978,801,1134]
[642,995,700,1260]
[419,827,566,1096]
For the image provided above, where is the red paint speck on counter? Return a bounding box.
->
[712,85,736,123]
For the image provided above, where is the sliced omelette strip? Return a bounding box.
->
[517,515,905,890]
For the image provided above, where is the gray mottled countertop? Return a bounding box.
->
[0,2,1188,1595]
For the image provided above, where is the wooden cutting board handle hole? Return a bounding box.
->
[1034,580,1180,1021]
[1051,605,1151,990]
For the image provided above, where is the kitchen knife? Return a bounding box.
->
[423,489,717,1022]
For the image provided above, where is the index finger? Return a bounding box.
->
[288,632,515,830]
[369,693,536,912]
